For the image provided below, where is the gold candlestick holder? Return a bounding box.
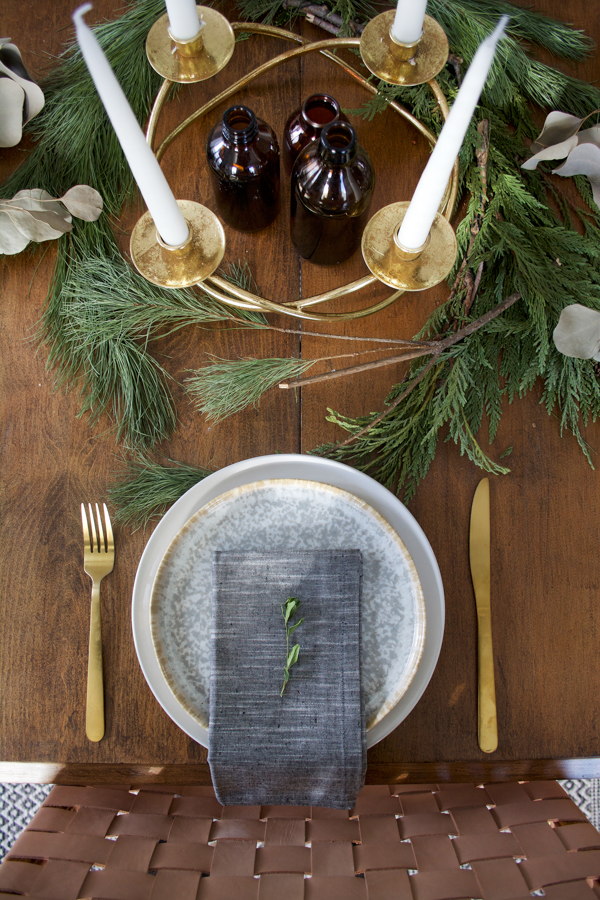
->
[133,17,459,314]
[146,5,235,83]
[130,200,225,289]
[361,201,457,291]
[360,12,449,86]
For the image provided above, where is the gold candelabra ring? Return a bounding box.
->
[139,20,459,320]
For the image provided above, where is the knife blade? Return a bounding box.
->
[469,477,498,753]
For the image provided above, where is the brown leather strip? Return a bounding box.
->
[256,873,305,900]
[519,848,600,890]
[452,830,521,864]
[264,817,306,846]
[364,869,413,900]
[209,818,266,841]
[470,856,536,900]
[352,841,416,872]
[26,859,90,900]
[168,796,223,818]
[107,813,173,840]
[149,841,214,872]
[397,812,456,839]
[306,818,360,842]
[0,860,43,894]
[409,868,480,900]
[254,846,311,874]
[492,797,590,829]
[197,875,259,899]
[304,875,367,899]
[148,869,202,900]
[310,841,355,876]
[78,868,155,900]
[103,835,158,872]
[357,815,399,844]
[555,822,600,851]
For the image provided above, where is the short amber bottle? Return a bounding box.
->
[206,105,280,232]
[282,93,347,174]
[290,121,375,266]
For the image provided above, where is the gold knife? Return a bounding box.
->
[469,478,498,753]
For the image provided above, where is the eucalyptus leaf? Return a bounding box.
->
[522,123,600,171]
[2,207,71,241]
[553,143,600,208]
[0,210,29,254]
[10,188,64,214]
[553,304,600,361]
[529,110,583,154]
[60,185,103,221]
[0,77,24,148]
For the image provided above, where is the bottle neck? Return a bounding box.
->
[222,105,259,145]
[318,121,357,166]
[300,94,340,133]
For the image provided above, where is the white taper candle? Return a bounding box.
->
[391,0,427,46]
[165,0,201,41]
[397,15,509,251]
[72,3,190,247]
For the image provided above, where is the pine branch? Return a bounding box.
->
[108,456,213,530]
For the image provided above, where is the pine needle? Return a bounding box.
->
[108,456,212,529]
[186,357,315,422]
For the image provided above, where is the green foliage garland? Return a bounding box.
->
[3,0,600,512]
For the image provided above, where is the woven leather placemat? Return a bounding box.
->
[0,781,599,899]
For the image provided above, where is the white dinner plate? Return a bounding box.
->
[150,478,426,733]
[132,454,445,747]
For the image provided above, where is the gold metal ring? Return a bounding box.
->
[144,22,458,321]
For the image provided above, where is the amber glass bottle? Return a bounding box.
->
[290,121,375,265]
[206,105,280,232]
[282,93,347,174]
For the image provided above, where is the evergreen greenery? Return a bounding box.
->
[108,456,213,528]
[3,0,600,512]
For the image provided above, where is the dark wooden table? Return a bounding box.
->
[1,0,599,786]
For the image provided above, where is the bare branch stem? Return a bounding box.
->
[313,292,522,449]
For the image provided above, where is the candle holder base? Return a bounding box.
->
[130,200,225,288]
[360,12,449,86]
[146,6,235,83]
[361,201,457,291]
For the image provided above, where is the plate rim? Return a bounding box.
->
[132,453,445,748]
[149,476,427,732]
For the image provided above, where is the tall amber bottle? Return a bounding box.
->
[282,93,347,174]
[206,105,280,232]
[290,121,375,265]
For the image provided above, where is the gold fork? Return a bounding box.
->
[81,503,114,742]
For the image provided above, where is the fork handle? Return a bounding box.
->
[86,580,104,741]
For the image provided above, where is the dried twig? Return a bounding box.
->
[280,291,521,392]
[282,0,365,33]
[312,292,522,450]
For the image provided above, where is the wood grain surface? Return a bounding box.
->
[1,0,599,784]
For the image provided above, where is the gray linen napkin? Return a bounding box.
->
[208,549,365,808]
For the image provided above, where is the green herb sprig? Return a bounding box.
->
[280,597,303,697]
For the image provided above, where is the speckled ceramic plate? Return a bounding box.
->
[149,478,425,735]
[132,454,444,748]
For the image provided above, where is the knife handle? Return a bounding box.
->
[477,611,498,753]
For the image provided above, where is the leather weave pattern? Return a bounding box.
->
[0,781,599,899]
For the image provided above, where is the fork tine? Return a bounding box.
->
[81,503,91,552]
[95,503,105,553]
[88,503,98,553]
[103,503,114,552]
